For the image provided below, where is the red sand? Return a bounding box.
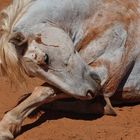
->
[0,1,140,140]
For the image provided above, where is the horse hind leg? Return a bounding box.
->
[111,90,140,105]
[0,85,68,140]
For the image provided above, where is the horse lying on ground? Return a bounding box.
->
[0,0,140,139]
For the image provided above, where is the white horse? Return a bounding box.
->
[0,0,140,139]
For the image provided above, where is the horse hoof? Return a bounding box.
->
[0,131,14,140]
[104,104,117,116]
[0,125,14,140]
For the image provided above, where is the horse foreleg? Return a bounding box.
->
[103,95,117,116]
[0,85,68,140]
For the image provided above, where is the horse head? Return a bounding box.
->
[10,26,101,100]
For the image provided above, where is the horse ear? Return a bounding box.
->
[9,32,29,56]
[9,32,27,46]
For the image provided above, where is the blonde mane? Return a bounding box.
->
[0,0,33,85]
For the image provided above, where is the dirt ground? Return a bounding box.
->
[0,1,140,140]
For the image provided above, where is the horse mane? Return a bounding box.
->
[0,0,33,86]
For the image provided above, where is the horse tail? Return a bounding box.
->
[0,0,32,86]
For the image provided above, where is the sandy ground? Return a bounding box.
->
[0,1,140,140]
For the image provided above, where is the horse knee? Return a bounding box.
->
[32,86,55,102]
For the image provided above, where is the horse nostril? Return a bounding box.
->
[86,90,96,99]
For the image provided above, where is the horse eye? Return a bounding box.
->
[44,53,49,64]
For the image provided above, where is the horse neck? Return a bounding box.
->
[13,0,103,35]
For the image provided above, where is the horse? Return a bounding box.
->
[0,0,140,139]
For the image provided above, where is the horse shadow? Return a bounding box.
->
[16,96,140,138]
[16,101,104,137]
